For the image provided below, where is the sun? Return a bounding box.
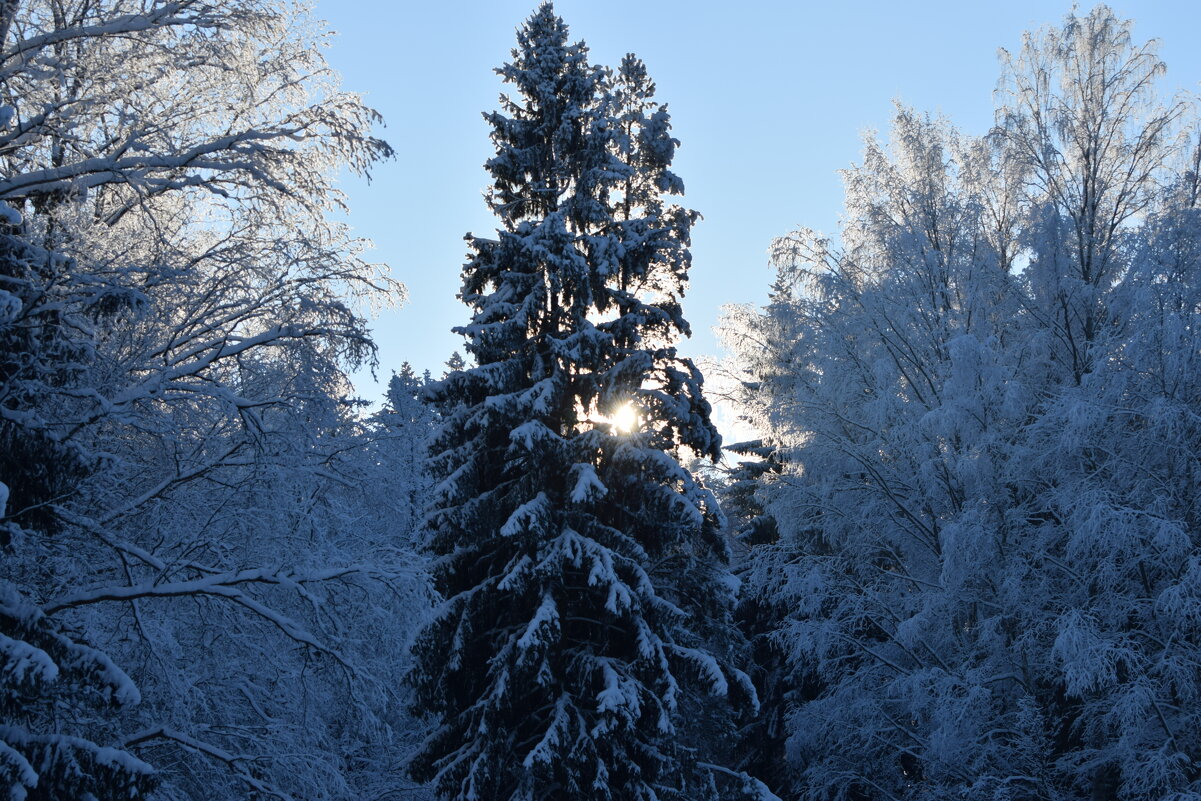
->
[610,403,638,434]
[583,401,639,434]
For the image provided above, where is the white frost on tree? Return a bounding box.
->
[722,7,1201,800]
[0,2,433,799]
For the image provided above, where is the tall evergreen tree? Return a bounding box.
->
[408,5,770,800]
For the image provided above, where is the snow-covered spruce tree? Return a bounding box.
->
[443,351,467,377]
[376,363,438,538]
[0,229,155,801]
[720,440,780,548]
[408,5,769,800]
[0,581,155,801]
[715,438,792,796]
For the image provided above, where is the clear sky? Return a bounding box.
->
[317,0,1201,405]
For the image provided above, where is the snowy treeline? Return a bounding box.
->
[722,7,1201,800]
[4,1,1200,800]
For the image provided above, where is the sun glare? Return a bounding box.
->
[588,402,639,434]
[610,403,638,434]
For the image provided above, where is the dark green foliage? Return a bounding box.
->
[0,229,154,801]
[407,5,771,800]
[0,584,156,801]
[0,233,94,538]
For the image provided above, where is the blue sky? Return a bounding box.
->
[318,1,1201,400]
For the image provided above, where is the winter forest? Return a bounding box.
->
[2,1,1200,800]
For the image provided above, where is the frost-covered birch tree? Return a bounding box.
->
[723,7,1201,800]
[407,5,770,800]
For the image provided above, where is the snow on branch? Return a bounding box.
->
[44,565,394,668]
[123,726,297,801]
[0,3,213,74]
